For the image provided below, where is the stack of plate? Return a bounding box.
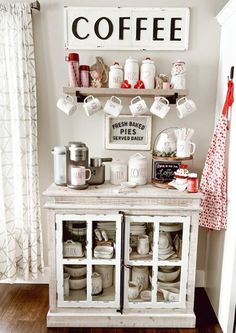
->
[130,223,146,247]
[97,222,116,241]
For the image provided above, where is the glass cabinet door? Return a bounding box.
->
[56,214,122,308]
[124,215,190,309]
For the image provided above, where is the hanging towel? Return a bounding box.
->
[199,80,234,230]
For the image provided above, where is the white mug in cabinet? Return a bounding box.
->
[92,272,103,295]
[128,153,148,185]
[128,281,143,301]
[137,235,149,255]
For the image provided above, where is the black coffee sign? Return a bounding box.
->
[152,161,181,182]
[64,7,190,50]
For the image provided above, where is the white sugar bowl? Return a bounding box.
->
[128,153,148,186]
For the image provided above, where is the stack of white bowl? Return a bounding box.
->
[158,232,177,260]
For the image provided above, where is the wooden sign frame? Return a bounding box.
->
[64,7,190,50]
[105,115,152,151]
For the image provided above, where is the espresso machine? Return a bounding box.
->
[89,157,112,185]
[67,142,90,190]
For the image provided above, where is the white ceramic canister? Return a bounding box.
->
[92,272,103,295]
[131,266,149,290]
[140,57,156,89]
[108,62,124,88]
[171,61,186,89]
[94,265,113,289]
[124,57,139,87]
[110,159,128,185]
[128,153,148,186]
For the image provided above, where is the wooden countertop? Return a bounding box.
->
[43,182,202,200]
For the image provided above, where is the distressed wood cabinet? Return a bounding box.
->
[43,183,202,328]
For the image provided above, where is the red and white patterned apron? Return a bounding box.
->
[199,80,234,230]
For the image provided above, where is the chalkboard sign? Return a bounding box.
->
[152,160,181,182]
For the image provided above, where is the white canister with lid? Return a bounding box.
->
[128,153,148,186]
[108,62,124,88]
[171,61,186,89]
[140,58,156,89]
[110,159,128,185]
[124,57,139,87]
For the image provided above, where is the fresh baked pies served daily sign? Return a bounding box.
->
[64,7,190,50]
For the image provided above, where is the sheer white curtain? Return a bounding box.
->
[0,3,44,280]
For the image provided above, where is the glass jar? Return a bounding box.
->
[187,173,199,193]
[51,146,67,186]
[171,61,186,89]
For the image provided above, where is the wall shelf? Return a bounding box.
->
[63,87,189,98]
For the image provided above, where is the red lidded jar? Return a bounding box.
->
[79,65,90,88]
[187,173,199,193]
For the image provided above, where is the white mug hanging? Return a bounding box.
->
[104,96,123,117]
[83,95,102,117]
[129,96,148,117]
[176,97,197,119]
[150,96,170,119]
[57,95,77,116]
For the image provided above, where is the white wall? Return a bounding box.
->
[205,2,236,332]
[2,0,225,269]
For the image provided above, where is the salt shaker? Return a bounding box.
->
[66,53,80,87]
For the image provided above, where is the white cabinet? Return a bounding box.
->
[44,183,202,328]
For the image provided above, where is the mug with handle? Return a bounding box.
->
[129,96,148,116]
[104,96,123,117]
[150,96,170,119]
[70,166,92,186]
[176,97,197,119]
[176,140,196,158]
[57,95,77,116]
[83,95,102,117]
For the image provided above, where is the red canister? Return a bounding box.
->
[187,173,199,193]
[79,65,90,87]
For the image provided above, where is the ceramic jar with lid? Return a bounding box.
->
[110,159,128,185]
[171,61,186,89]
[94,265,113,289]
[128,153,148,186]
[140,57,156,89]
[108,62,124,88]
[124,57,139,87]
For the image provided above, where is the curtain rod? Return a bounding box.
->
[31,1,40,11]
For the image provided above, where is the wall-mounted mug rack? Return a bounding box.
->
[63,87,189,104]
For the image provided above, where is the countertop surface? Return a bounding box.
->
[43,182,203,200]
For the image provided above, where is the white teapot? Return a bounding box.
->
[155,133,176,155]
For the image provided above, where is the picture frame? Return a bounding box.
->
[105,115,152,150]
